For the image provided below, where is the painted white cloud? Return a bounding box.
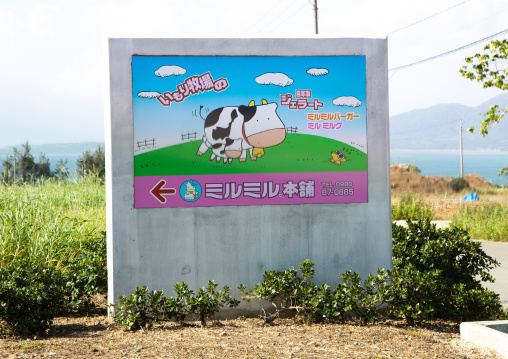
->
[333,96,362,107]
[138,91,161,98]
[255,72,293,87]
[155,65,186,77]
[307,68,329,76]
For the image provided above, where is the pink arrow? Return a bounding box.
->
[150,180,176,203]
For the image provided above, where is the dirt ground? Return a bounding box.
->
[390,164,507,219]
[0,310,503,358]
[1,168,506,358]
[390,164,497,196]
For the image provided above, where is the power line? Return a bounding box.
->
[389,27,508,72]
[251,0,303,33]
[259,1,310,33]
[388,0,471,35]
[242,0,286,34]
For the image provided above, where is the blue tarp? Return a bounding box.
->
[462,192,479,202]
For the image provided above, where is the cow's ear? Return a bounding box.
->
[248,100,255,107]
[262,99,268,105]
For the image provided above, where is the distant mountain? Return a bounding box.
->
[390,94,508,151]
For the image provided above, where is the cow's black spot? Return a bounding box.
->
[238,105,257,122]
[204,107,223,128]
[212,143,223,149]
[231,109,238,121]
[225,138,234,146]
[212,120,233,140]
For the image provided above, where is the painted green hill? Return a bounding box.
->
[134,133,367,176]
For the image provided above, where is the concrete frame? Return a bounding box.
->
[106,37,391,312]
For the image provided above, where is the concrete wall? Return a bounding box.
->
[106,37,391,311]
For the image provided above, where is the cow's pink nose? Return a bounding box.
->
[247,128,286,148]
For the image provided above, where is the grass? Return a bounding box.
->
[134,133,367,176]
[391,191,434,221]
[451,202,508,242]
[0,175,105,269]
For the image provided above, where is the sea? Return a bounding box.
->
[47,155,81,173]
[45,150,507,185]
[391,150,508,186]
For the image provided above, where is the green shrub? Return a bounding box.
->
[183,280,240,327]
[392,191,434,220]
[61,233,107,311]
[448,177,469,192]
[112,281,239,330]
[239,260,388,325]
[113,286,169,331]
[0,261,65,336]
[406,163,421,174]
[239,259,319,324]
[311,271,362,323]
[390,219,506,324]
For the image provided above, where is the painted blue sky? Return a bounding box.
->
[132,56,366,153]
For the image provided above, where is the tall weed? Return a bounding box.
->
[451,203,508,241]
[0,176,105,268]
[391,191,434,221]
[0,177,106,334]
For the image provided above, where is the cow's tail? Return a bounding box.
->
[199,105,205,120]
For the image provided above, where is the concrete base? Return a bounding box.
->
[460,320,508,358]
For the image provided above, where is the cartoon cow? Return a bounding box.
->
[183,181,199,200]
[197,99,286,163]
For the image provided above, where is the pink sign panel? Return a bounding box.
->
[133,56,367,208]
[135,172,367,208]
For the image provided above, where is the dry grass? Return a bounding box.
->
[0,312,502,358]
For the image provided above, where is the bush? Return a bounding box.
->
[113,286,170,331]
[61,233,107,311]
[112,281,239,330]
[406,163,421,174]
[390,219,506,324]
[448,177,469,192]
[239,259,319,324]
[0,261,65,336]
[183,281,240,327]
[239,260,389,325]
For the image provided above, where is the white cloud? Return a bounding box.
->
[155,65,186,77]
[307,68,329,76]
[138,91,161,98]
[255,72,293,87]
[333,96,362,107]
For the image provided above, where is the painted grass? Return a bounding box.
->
[451,202,508,242]
[0,176,105,268]
[134,133,367,176]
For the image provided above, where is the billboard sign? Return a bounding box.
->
[133,55,367,208]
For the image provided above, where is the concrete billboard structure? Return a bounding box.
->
[106,37,391,312]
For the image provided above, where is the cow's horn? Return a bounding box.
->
[262,99,267,105]
[248,100,255,107]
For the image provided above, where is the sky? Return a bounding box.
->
[1,0,507,147]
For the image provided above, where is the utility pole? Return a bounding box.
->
[313,0,318,34]
[459,119,464,177]
[13,149,16,182]
[80,159,87,184]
